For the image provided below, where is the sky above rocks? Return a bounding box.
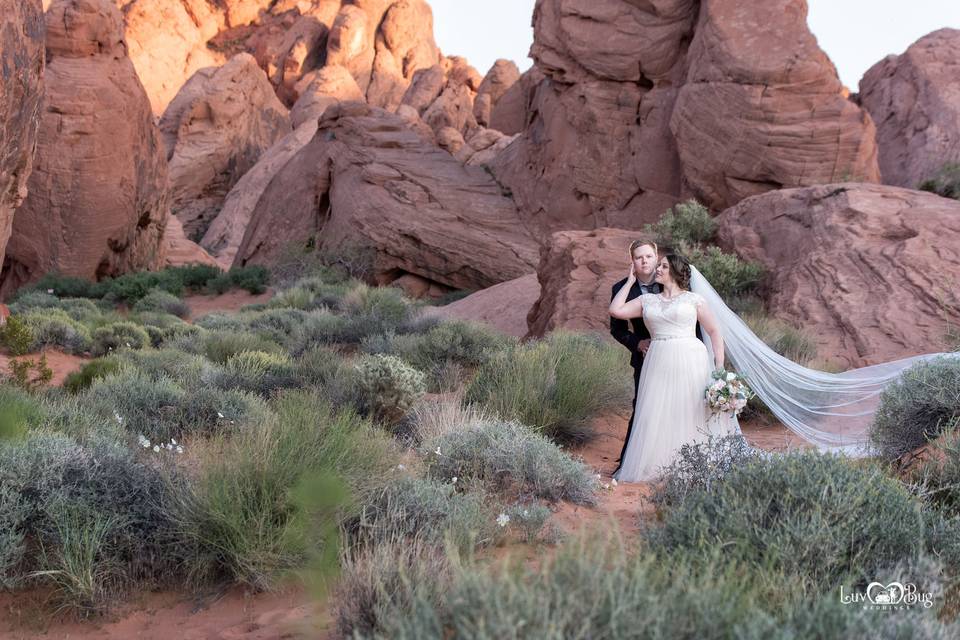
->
[430,0,960,90]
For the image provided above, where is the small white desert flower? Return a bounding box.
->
[152,445,160,453]
[602,483,610,490]
[396,463,406,471]
[114,411,123,424]
[46,289,54,294]
[171,438,177,445]
[434,446,442,456]
[496,513,510,527]
[451,476,458,484]
[137,435,150,448]
[176,445,184,454]
[217,411,224,419]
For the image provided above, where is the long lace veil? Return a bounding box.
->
[690,265,958,457]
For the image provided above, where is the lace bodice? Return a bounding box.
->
[641,291,703,339]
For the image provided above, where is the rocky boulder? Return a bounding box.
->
[1,0,169,297]
[859,29,960,189]
[0,0,45,279]
[401,56,483,139]
[422,273,541,338]
[490,0,880,236]
[473,59,520,127]
[234,103,540,291]
[159,53,291,241]
[715,184,960,367]
[163,216,219,268]
[526,228,639,339]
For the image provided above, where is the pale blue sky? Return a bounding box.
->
[430,0,960,90]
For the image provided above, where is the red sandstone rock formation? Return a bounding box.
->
[859,29,960,189]
[159,53,291,240]
[526,228,641,339]
[234,103,540,291]
[715,184,960,367]
[1,0,170,297]
[0,0,45,280]
[490,0,880,237]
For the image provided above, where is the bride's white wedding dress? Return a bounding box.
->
[614,291,740,482]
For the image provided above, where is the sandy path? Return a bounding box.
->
[0,349,90,387]
[184,290,274,320]
[552,409,812,543]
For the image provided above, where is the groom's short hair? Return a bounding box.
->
[629,238,658,256]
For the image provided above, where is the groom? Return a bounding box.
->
[609,239,703,474]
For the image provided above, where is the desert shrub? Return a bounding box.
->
[919,162,960,200]
[408,395,493,445]
[646,200,716,247]
[131,289,190,319]
[870,356,960,460]
[267,244,351,287]
[113,348,216,387]
[905,426,960,521]
[193,312,249,333]
[316,242,376,282]
[134,312,200,347]
[353,476,502,551]
[646,450,928,591]
[650,434,760,510]
[9,292,103,323]
[81,370,265,441]
[335,538,451,640]
[19,309,92,354]
[684,243,764,299]
[289,311,353,352]
[424,419,597,505]
[212,350,299,396]
[337,285,415,344]
[296,346,346,387]
[243,308,312,344]
[172,392,398,588]
[0,432,184,603]
[0,385,42,440]
[364,321,514,391]
[63,358,122,394]
[743,310,818,365]
[339,534,955,640]
[303,349,364,412]
[354,354,427,424]
[90,321,151,357]
[0,316,35,356]
[19,274,102,299]
[198,330,286,364]
[5,354,53,392]
[466,332,632,445]
[205,265,270,295]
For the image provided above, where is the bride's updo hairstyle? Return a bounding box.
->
[663,253,692,290]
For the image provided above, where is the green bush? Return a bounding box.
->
[0,316,35,356]
[290,312,353,352]
[336,534,954,640]
[646,451,928,591]
[63,358,122,394]
[919,163,960,200]
[650,434,759,510]
[243,308,312,344]
[353,476,502,551]
[213,350,299,396]
[205,265,270,295]
[0,385,43,440]
[646,200,717,247]
[198,330,286,365]
[113,348,215,387]
[19,274,101,299]
[90,321,151,357]
[354,354,427,424]
[424,419,597,506]
[19,309,92,354]
[336,285,415,344]
[9,292,103,323]
[172,392,397,589]
[870,356,960,460]
[684,243,764,299]
[131,289,190,319]
[905,426,960,522]
[0,432,184,603]
[466,332,632,445]
[742,310,818,365]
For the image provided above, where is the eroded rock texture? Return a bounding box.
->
[0,0,45,280]
[715,184,960,367]
[859,28,960,189]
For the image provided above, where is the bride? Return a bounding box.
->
[609,249,960,483]
[609,253,739,482]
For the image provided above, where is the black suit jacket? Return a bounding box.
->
[609,277,704,371]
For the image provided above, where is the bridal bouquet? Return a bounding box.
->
[705,370,754,417]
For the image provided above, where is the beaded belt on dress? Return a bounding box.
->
[651,335,694,341]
